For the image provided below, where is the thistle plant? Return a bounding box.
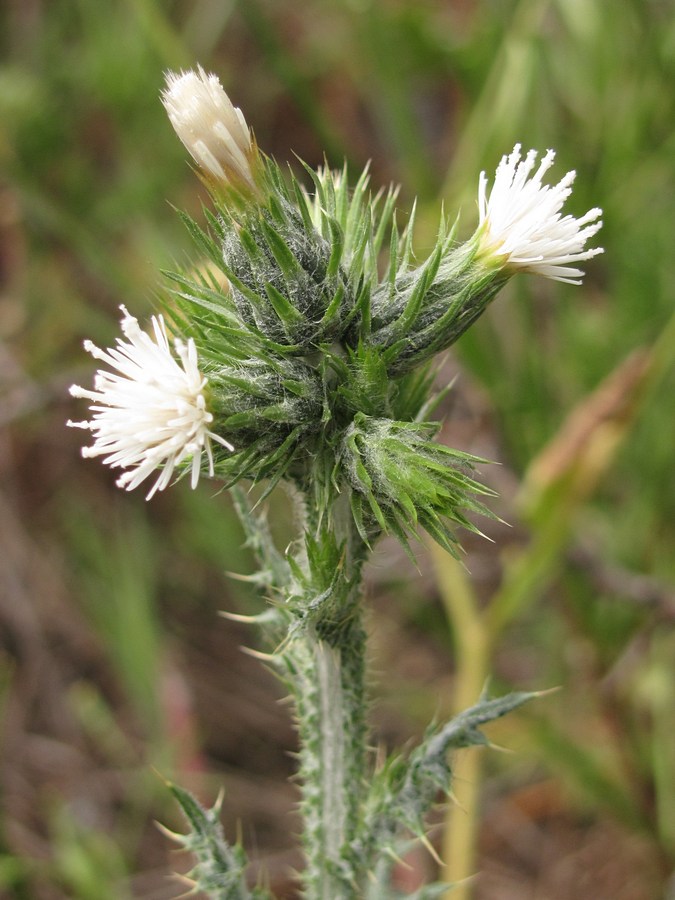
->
[68,66,603,898]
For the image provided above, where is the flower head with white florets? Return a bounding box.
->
[161,65,256,188]
[68,307,232,499]
[476,144,603,284]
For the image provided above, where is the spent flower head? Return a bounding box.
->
[68,307,232,499]
[162,66,256,187]
[477,144,603,284]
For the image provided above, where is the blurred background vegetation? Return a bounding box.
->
[1,0,674,897]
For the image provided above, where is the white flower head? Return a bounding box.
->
[68,308,232,499]
[477,144,603,284]
[161,66,255,186]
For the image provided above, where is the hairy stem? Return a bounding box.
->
[315,640,348,856]
[289,489,369,898]
[294,624,367,898]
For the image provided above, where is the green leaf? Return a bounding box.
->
[230,485,292,592]
[176,209,226,272]
[359,691,538,865]
[388,238,444,341]
[167,782,265,900]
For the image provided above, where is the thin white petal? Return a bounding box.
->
[68,308,232,499]
[477,145,603,282]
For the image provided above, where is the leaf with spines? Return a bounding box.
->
[391,362,449,424]
[284,529,363,642]
[229,485,293,607]
[355,691,538,879]
[396,198,418,277]
[370,884,457,900]
[217,425,309,498]
[165,782,270,899]
[377,223,448,345]
[175,207,229,274]
[333,342,396,421]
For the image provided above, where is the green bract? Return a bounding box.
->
[339,414,496,556]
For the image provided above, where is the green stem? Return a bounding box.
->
[286,489,369,898]
[294,621,367,898]
[288,623,365,900]
[315,640,349,853]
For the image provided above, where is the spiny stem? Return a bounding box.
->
[287,489,369,898]
[316,640,348,857]
[309,628,366,898]
[290,614,367,898]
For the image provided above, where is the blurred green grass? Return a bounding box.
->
[1,0,674,897]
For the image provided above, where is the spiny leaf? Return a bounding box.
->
[358,691,538,866]
[176,209,225,271]
[230,484,292,591]
[167,782,264,900]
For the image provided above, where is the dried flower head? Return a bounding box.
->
[477,144,603,284]
[68,308,232,499]
[162,66,255,186]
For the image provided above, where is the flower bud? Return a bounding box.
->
[339,414,494,553]
[369,239,508,375]
[210,357,324,438]
[220,188,353,348]
[205,355,325,485]
[162,66,256,187]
